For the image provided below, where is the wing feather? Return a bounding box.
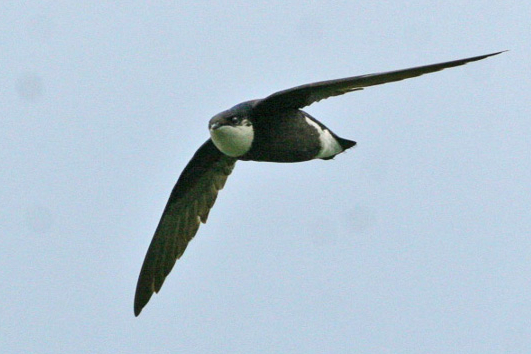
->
[134,139,236,316]
[254,51,504,114]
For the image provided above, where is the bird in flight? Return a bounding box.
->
[134,51,503,316]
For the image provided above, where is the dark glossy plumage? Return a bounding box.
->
[134,51,503,316]
[241,110,355,162]
[253,52,504,114]
[134,140,236,316]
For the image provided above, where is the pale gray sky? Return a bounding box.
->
[1,2,529,353]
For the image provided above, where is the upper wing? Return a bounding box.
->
[253,51,504,114]
[134,139,237,316]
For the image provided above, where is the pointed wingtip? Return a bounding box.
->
[483,50,508,59]
[490,50,508,56]
[134,299,143,317]
[134,286,153,317]
[134,278,154,317]
[467,50,507,63]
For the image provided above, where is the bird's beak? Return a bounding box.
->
[210,121,221,130]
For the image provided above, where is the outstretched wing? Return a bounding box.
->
[134,139,237,316]
[254,51,504,114]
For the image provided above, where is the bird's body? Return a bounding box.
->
[134,51,504,316]
[210,101,355,163]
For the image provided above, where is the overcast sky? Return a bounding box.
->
[1,2,530,353]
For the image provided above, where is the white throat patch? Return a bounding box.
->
[210,122,254,157]
[304,117,343,159]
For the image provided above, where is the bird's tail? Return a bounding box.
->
[337,137,356,151]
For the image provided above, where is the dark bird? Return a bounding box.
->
[134,51,503,316]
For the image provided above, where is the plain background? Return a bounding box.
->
[1,2,529,353]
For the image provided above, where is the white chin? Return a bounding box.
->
[210,125,254,157]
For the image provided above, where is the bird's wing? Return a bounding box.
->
[134,139,237,316]
[253,51,504,114]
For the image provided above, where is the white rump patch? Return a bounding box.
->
[210,123,254,157]
[305,117,343,159]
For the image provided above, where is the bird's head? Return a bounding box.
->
[209,101,257,157]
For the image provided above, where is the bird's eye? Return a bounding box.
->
[230,116,239,124]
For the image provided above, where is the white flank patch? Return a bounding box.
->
[210,124,254,157]
[305,117,343,159]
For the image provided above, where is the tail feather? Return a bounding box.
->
[337,137,356,150]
